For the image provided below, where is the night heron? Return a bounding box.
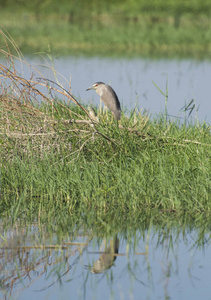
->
[86,82,121,120]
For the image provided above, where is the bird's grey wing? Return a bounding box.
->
[101,86,121,112]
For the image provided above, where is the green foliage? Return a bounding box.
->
[0,0,211,58]
[1,0,211,15]
[1,104,211,214]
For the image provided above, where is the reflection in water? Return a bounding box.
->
[91,236,119,274]
[0,226,91,299]
[1,216,211,300]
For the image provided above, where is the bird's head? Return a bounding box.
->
[86,82,105,91]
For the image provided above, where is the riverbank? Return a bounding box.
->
[1,7,211,58]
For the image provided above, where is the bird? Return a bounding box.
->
[86,82,121,120]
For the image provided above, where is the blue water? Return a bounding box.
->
[33,57,211,124]
[2,227,211,300]
[1,56,211,124]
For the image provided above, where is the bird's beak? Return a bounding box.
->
[86,86,93,91]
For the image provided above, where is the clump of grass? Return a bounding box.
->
[0,33,211,218]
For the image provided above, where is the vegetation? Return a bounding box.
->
[0,33,211,299]
[0,0,211,57]
[0,36,211,221]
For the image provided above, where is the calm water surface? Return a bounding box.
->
[1,221,211,300]
[1,56,211,123]
[27,56,211,123]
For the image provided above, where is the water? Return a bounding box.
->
[10,56,211,124]
[1,56,211,299]
[1,220,211,300]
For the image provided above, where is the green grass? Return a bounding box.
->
[0,44,211,223]
[0,3,211,58]
[1,99,211,214]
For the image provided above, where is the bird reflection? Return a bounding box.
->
[91,236,119,274]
